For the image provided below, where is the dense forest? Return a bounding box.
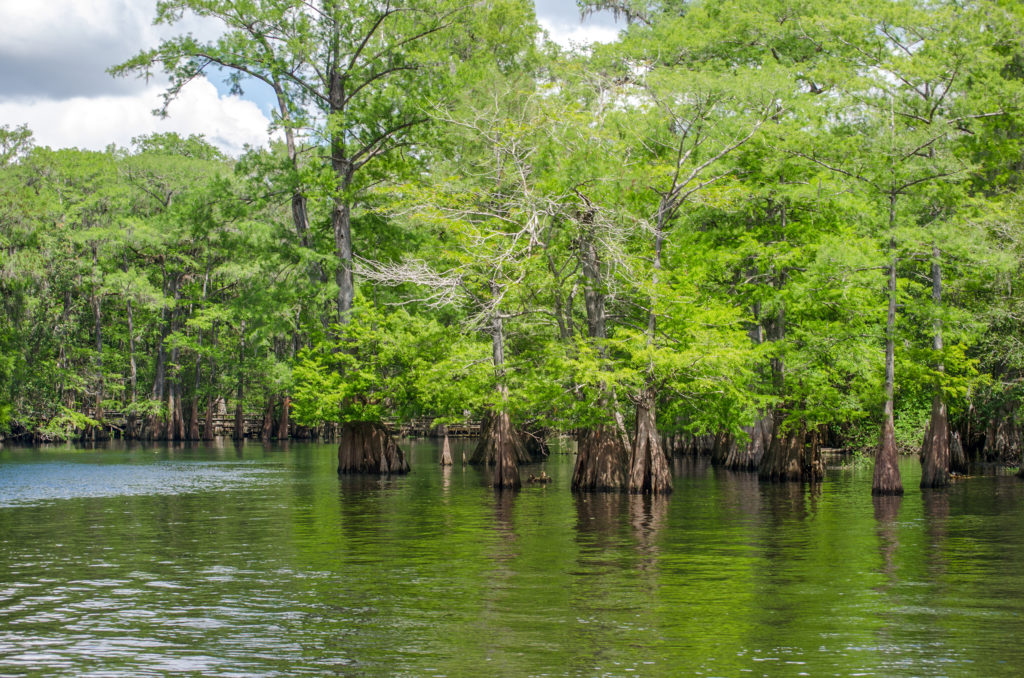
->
[3,0,1024,496]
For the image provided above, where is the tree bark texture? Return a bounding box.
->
[233,321,246,441]
[470,411,530,466]
[261,395,276,442]
[920,245,950,488]
[337,421,409,474]
[488,411,522,490]
[873,251,904,495]
[277,395,291,440]
[984,408,1023,464]
[725,411,774,471]
[758,411,823,483]
[439,426,453,467]
[629,390,673,494]
[920,392,951,488]
[572,425,629,491]
[873,405,904,495]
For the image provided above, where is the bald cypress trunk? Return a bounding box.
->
[439,425,453,466]
[233,321,246,442]
[629,390,673,494]
[570,199,630,491]
[873,246,903,496]
[573,424,629,491]
[126,299,138,438]
[489,410,522,490]
[921,246,950,488]
[203,326,217,442]
[758,411,823,483]
[725,413,773,471]
[261,395,275,442]
[277,396,290,440]
[337,421,409,474]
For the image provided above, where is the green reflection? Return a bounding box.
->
[2,444,1024,675]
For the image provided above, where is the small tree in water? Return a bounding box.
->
[291,303,456,474]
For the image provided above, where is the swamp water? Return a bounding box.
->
[2,440,1024,676]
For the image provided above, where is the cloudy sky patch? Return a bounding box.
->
[0,0,622,156]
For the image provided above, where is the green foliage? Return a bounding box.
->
[291,302,460,425]
[3,0,1024,456]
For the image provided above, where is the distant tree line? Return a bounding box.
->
[4,0,1024,495]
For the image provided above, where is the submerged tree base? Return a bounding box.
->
[439,430,453,466]
[337,421,409,475]
[628,392,673,495]
[872,413,904,496]
[572,425,628,491]
[758,412,823,483]
[726,411,774,471]
[472,411,522,490]
[470,411,530,467]
[920,393,951,488]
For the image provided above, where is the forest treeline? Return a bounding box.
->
[3,0,1024,495]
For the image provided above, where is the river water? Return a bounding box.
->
[1,440,1024,676]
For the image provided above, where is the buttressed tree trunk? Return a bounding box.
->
[920,246,950,488]
[921,393,951,487]
[573,424,628,491]
[489,410,522,490]
[337,421,409,474]
[725,413,774,471]
[470,411,528,466]
[571,195,630,491]
[758,411,823,483]
[261,395,275,442]
[277,395,290,440]
[439,425,453,466]
[629,390,673,494]
[873,250,904,496]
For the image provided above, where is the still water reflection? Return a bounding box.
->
[2,440,1024,676]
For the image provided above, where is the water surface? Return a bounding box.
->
[2,440,1023,676]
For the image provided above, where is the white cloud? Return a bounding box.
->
[0,78,274,157]
[539,18,621,49]
[0,0,620,154]
[0,0,270,155]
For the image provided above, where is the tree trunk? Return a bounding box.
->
[873,249,903,496]
[950,430,967,474]
[203,325,217,441]
[439,425,453,466]
[921,393,951,488]
[332,197,354,322]
[167,281,183,442]
[147,267,171,439]
[484,410,522,490]
[172,382,185,441]
[91,280,107,442]
[920,245,950,488]
[758,410,823,482]
[187,337,201,441]
[572,424,628,491]
[628,390,673,494]
[277,395,290,440]
[725,411,774,471]
[126,299,137,437]
[470,411,529,466]
[261,395,276,442]
[233,322,246,442]
[711,431,732,466]
[203,396,215,442]
[572,200,629,489]
[329,64,355,324]
[337,421,409,474]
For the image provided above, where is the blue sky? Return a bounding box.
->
[0,0,622,156]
